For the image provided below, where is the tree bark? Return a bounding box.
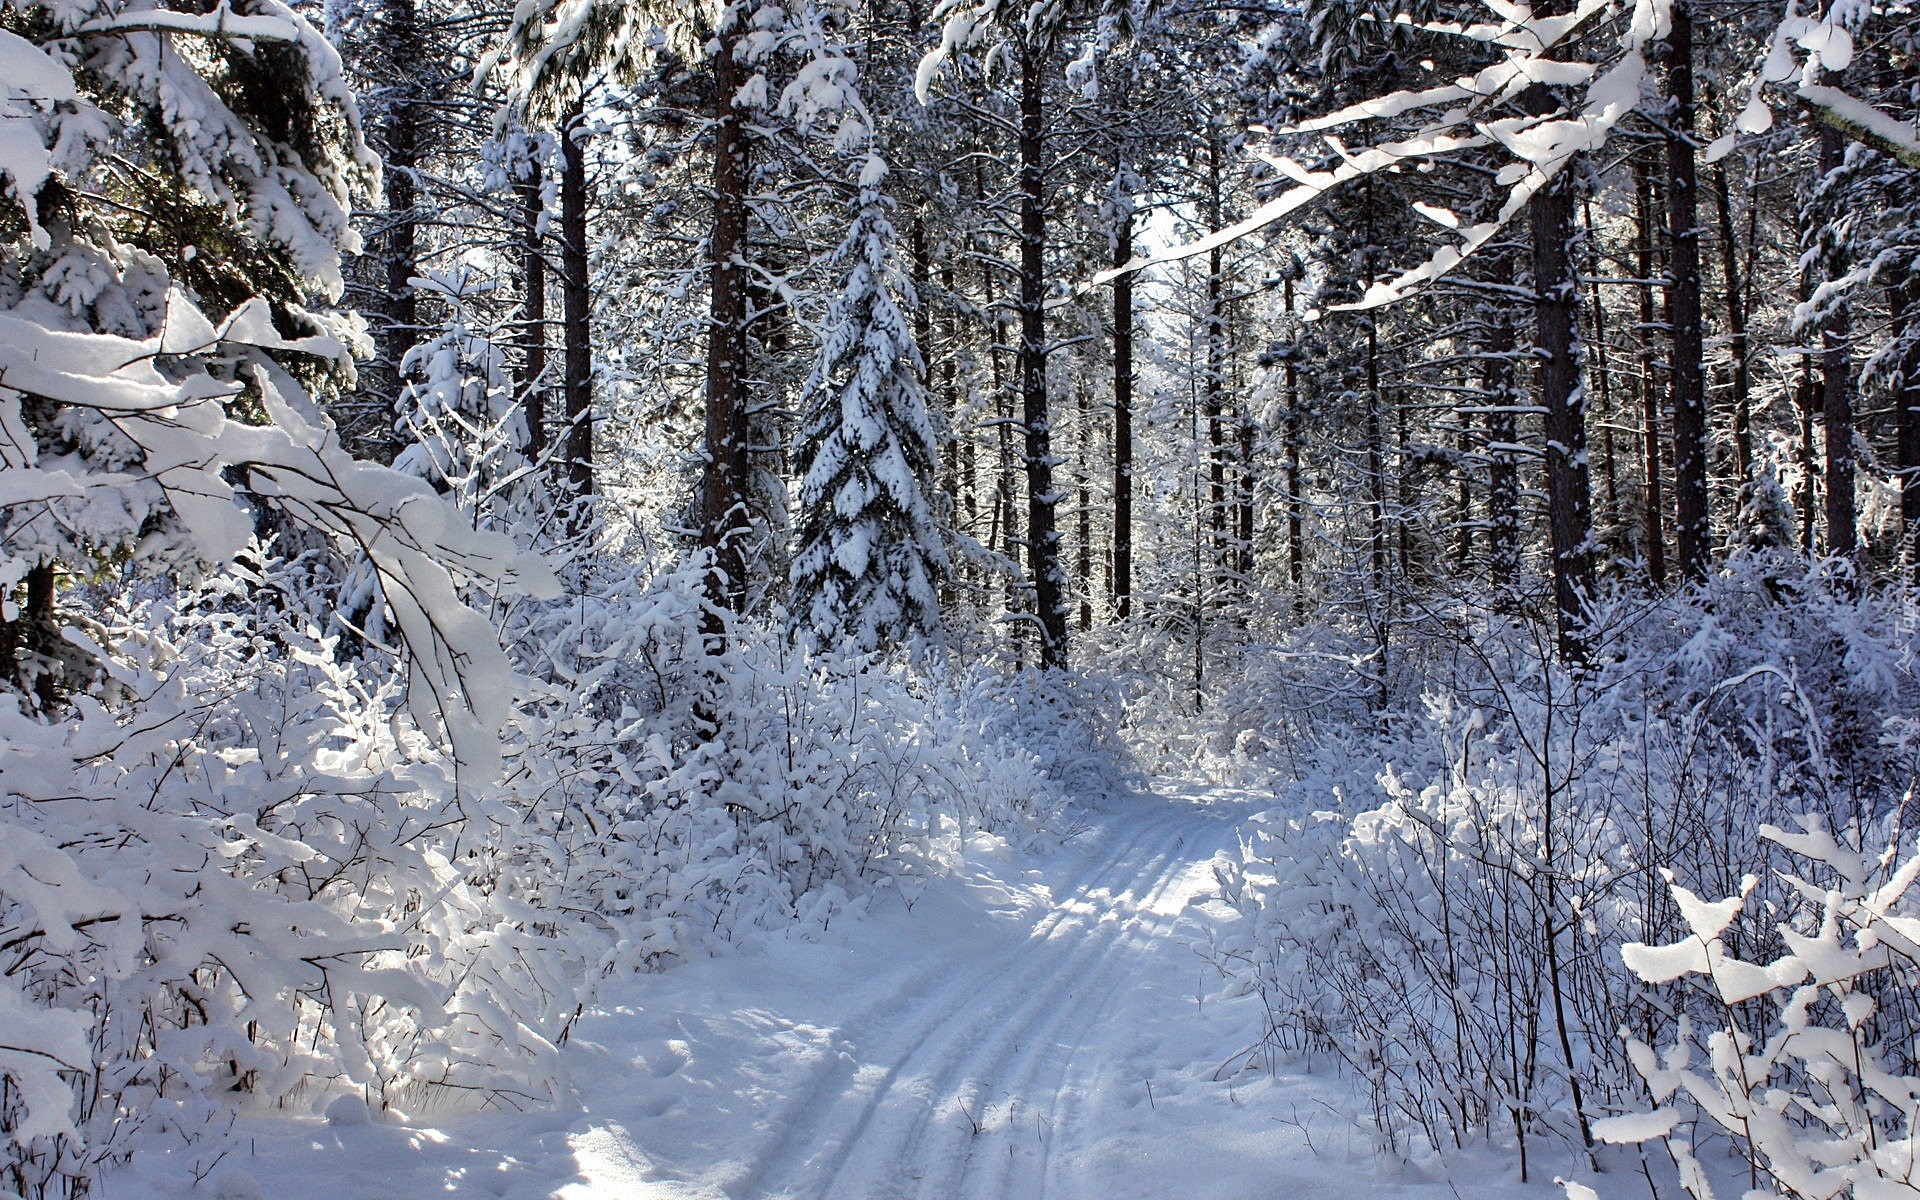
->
[1817,117,1855,562]
[517,158,548,464]
[1712,165,1754,484]
[1018,37,1068,668]
[1892,277,1920,583]
[1486,297,1521,590]
[1664,0,1711,580]
[559,102,593,505]
[1112,191,1134,621]
[1283,275,1305,617]
[1525,84,1596,666]
[702,14,753,624]
[379,0,422,462]
[1635,156,1668,586]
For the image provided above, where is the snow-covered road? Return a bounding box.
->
[117,785,1574,1200]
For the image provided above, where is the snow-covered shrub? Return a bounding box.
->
[1078,602,1382,785]
[1577,822,1920,1200]
[948,663,1136,801]
[491,562,1070,967]
[0,596,577,1198]
[1204,562,1920,1174]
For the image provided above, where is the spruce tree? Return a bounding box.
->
[790,154,947,654]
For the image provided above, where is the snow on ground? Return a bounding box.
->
[113,784,1596,1200]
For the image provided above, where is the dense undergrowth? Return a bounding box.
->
[1181,560,1920,1196]
[0,538,1103,1199]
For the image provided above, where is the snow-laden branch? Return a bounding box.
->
[1082,0,1915,304]
[0,305,558,783]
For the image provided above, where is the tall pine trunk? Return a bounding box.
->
[1525,85,1596,666]
[703,14,753,624]
[1892,277,1920,582]
[1112,192,1134,621]
[1664,0,1711,579]
[379,0,422,461]
[559,103,593,505]
[1817,117,1855,562]
[1283,275,1305,617]
[1018,38,1068,669]
[517,159,548,463]
[1635,157,1668,586]
[1712,165,1754,483]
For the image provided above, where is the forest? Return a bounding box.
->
[2,0,1920,1193]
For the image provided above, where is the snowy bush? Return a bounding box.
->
[1576,821,1920,1200]
[1203,564,1920,1176]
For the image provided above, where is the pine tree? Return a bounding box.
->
[790,154,947,654]
[0,0,549,749]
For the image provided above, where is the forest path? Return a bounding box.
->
[123,784,1566,1200]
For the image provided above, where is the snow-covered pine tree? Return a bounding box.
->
[791,153,947,654]
[391,268,531,518]
[0,0,549,742]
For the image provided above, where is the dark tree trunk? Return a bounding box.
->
[703,17,753,625]
[1366,314,1387,598]
[1283,276,1305,617]
[517,159,548,464]
[1486,299,1521,589]
[379,0,422,461]
[1635,157,1668,586]
[1892,278,1920,583]
[1525,84,1596,666]
[1205,132,1231,602]
[1712,166,1754,484]
[1664,0,1711,580]
[1582,196,1620,538]
[1817,119,1855,562]
[559,103,593,505]
[0,562,58,710]
[1076,386,1093,631]
[1018,38,1067,668]
[1236,403,1256,586]
[1112,195,1134,620]
[1797,350,1820,553]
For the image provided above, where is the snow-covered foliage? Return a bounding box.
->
[790,153,948,655]
[1582,824,1920,1200]
[0,543,1068,1196]
[1202,563,1920,1170]
[391,270,531,512]
[0,8,1072,1197]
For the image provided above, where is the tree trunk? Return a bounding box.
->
[1112,192,1134,621]
[1076,385,1093,630]
[1018,38,1067,668]
[1283,276,1305,617]
[702,16,753,624]
[1665,0,1711,580]
[379,0,422,462]
[1635,156,1668,586]
[1892,277,1920,583]
[1236,402,1256,586]
[1817,118,1855,562]
[1205,131,1231,604]
[1486,299,1521,589]
[1526,84,1596,666]
[559,102,593,505]
[517,158,548,464]
[1581,196,1619,542]
[1712,165,1754,484]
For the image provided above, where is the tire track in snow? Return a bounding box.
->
[955,803,1238,1200]
[735,803,1198,1200]
[747,795,1229,1200]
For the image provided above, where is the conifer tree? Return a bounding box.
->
[791,154,947,653]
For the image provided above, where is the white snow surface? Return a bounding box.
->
[109,786,1583,1200]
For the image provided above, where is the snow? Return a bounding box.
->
[102,785,1580,1200]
